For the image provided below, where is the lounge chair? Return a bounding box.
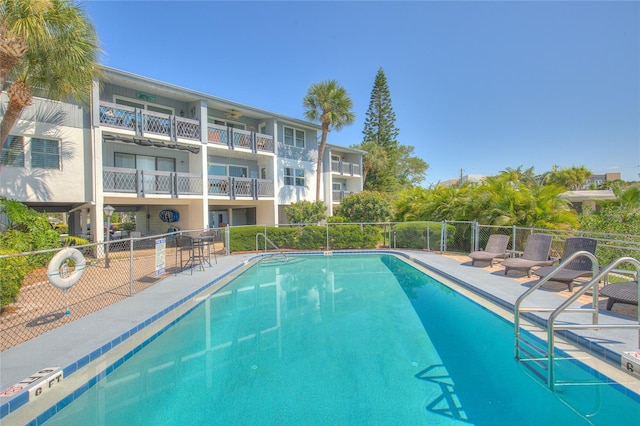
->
[533,237,598,291]
[600,281,638,310]
[469,234,510,267]
[502,234,554,277]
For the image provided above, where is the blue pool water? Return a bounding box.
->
[41,254,639,425]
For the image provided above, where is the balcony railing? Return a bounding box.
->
[331,160,361,176]
[207,175,274,199]
[332,190,355,202]
[207,123,274,154]
[100,101,276,154]
[99,101,200,142]
[103,167,202,197]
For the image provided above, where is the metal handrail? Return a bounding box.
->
[514,251,600,348]
[514,252,640,391]
[255,232,287,262]
[546,257,640,390]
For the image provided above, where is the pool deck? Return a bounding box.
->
[2,250,639,417]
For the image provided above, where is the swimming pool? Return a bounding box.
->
[28,254,640,424]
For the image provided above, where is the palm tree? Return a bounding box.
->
[0,0,101,147]
[303,80,355,201]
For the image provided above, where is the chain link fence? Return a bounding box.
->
[0,229,225,351]
[2,221,639,351]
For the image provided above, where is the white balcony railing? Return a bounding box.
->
[331,160,360,176]
[99,101,274,152]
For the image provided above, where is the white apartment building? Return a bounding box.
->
[0,67,363,241]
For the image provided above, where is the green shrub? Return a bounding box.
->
[392,222,454,250]
[229,226,299,252]
[327,215,347,223]
[363,225,383,248]
[62,235,90,247]
[228,226,266,252]
[336,191,393,222]
[0,253,29,309]
[284,200,327,224]
[329,224,363,249]
[120,222,136,231]
[298,226,326,250]
[52,223,68,234]
[263,227,299,249]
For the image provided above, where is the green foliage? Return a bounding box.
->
[393,172,579,230]
[228,224,381,252]
[303,79,356,201]
[0,197,61,253]
[337,191,393,223]
[228,226,298,252]
[0,252,29,309]
[52,223,68,234]
[120,222,137,231]
[579,205,640,265]
[542,166,592,190]
[62,235,90,247]
[327,215,347,223]
[298,226,326,250]
[284,200,327,224]
[392,222,454,249]
[329,225,363,249]
[264,227,299,249]
[0,198,62,309]
[355,68,428,192]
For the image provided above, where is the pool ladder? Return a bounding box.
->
[255,233,288,264]
[514,252,640,391]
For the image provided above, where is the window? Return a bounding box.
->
[332,182,343,191]
[114,96,173,115]
[208,164,227,176]
[284,127,305,148]
[114,153,175,171]
[229,165,248,178]
[1,136,24,167]
[31,138,60,169]
[207,163,248,178]
[284,167,305,186]
[208,117,246,130]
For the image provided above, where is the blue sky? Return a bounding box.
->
[85,0,640,185]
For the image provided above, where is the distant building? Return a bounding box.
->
[559,190,616,214]
[583,172,621,188]
[437,174,485,187]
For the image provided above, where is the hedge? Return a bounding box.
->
[392,222,455,250]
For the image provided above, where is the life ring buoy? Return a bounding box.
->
[47,247,86,290]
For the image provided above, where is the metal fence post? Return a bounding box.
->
[326,223,330,251]
[129,237,134,296]
[441,221,447,252]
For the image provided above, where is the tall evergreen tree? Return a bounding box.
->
[354,68,427,192]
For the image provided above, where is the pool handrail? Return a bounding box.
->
[255,232,288,262]
[514,252,640,391]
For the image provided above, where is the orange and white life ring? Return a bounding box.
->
[46,247,86,290]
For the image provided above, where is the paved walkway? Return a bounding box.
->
[1,250,639,415]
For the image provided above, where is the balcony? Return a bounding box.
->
[98,101,274,154]
[207,123,274,154]
[207,175,274,199]
[103,167,202,197]
[332,190,355,203]
[331,160,361,176]
[99,101,200,141]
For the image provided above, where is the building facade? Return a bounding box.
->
[0,67,363,241]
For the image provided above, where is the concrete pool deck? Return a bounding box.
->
[1,250,639,420]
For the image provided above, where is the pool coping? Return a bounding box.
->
[1,250,639,422]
